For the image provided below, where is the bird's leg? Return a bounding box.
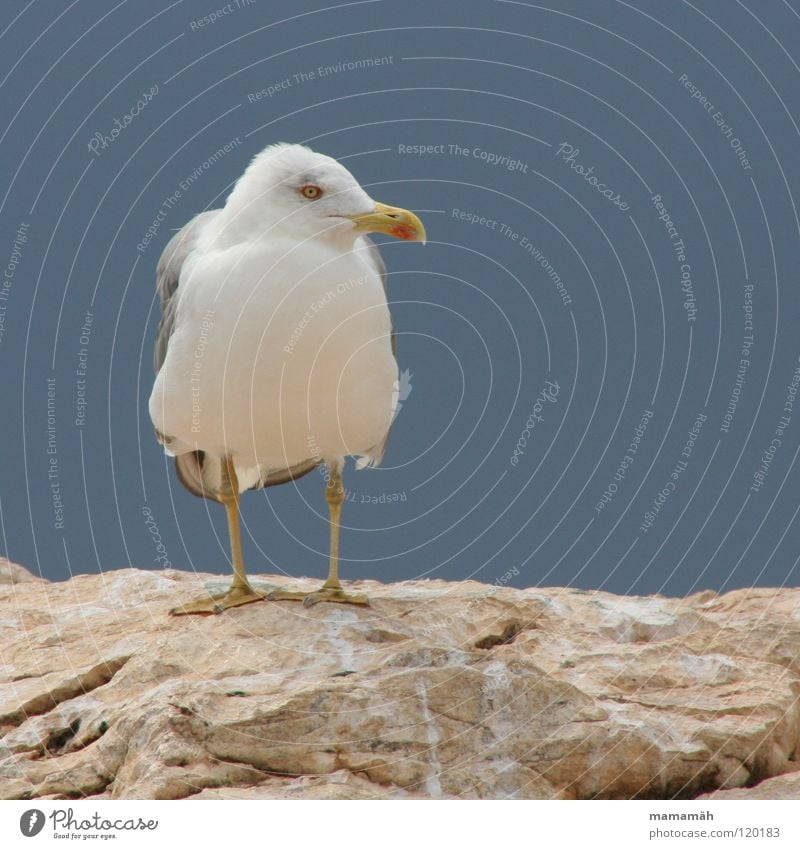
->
[170,456,266,615]
[310,463,370,606]
[268,462,369,608]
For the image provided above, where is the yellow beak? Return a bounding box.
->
[347,202,427,244]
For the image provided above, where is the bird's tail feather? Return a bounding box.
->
[174,451,224,502]
[252,458,320,488]
[174,451,320,500]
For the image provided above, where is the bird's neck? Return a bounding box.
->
[205,207,359,253]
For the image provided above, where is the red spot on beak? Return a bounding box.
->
[388,224,415,240]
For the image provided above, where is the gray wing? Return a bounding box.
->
[153,209,220,374]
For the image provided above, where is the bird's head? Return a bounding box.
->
[223,143,426,246]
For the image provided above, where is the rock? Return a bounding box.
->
[699,768,800,800]
[189,769,429,799]
[0,567,799,800]
[0,558,47,585]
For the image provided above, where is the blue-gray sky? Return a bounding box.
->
[2,0,799,596]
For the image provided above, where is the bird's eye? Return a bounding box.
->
[300,184,323,199]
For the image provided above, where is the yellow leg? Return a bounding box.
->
[269,463,369,608]
[171,456,266,615]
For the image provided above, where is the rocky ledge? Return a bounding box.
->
[1,558,798,800]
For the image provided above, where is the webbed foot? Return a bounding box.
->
[170,584,267,616]
[267,586,370,608]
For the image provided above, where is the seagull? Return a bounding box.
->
[149,143,426,615]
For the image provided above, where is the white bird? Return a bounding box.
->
[149,143,425,614]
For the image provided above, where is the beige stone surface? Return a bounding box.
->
[699,768,800,800]
[0,557,45,585]
[1,562,799,800]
